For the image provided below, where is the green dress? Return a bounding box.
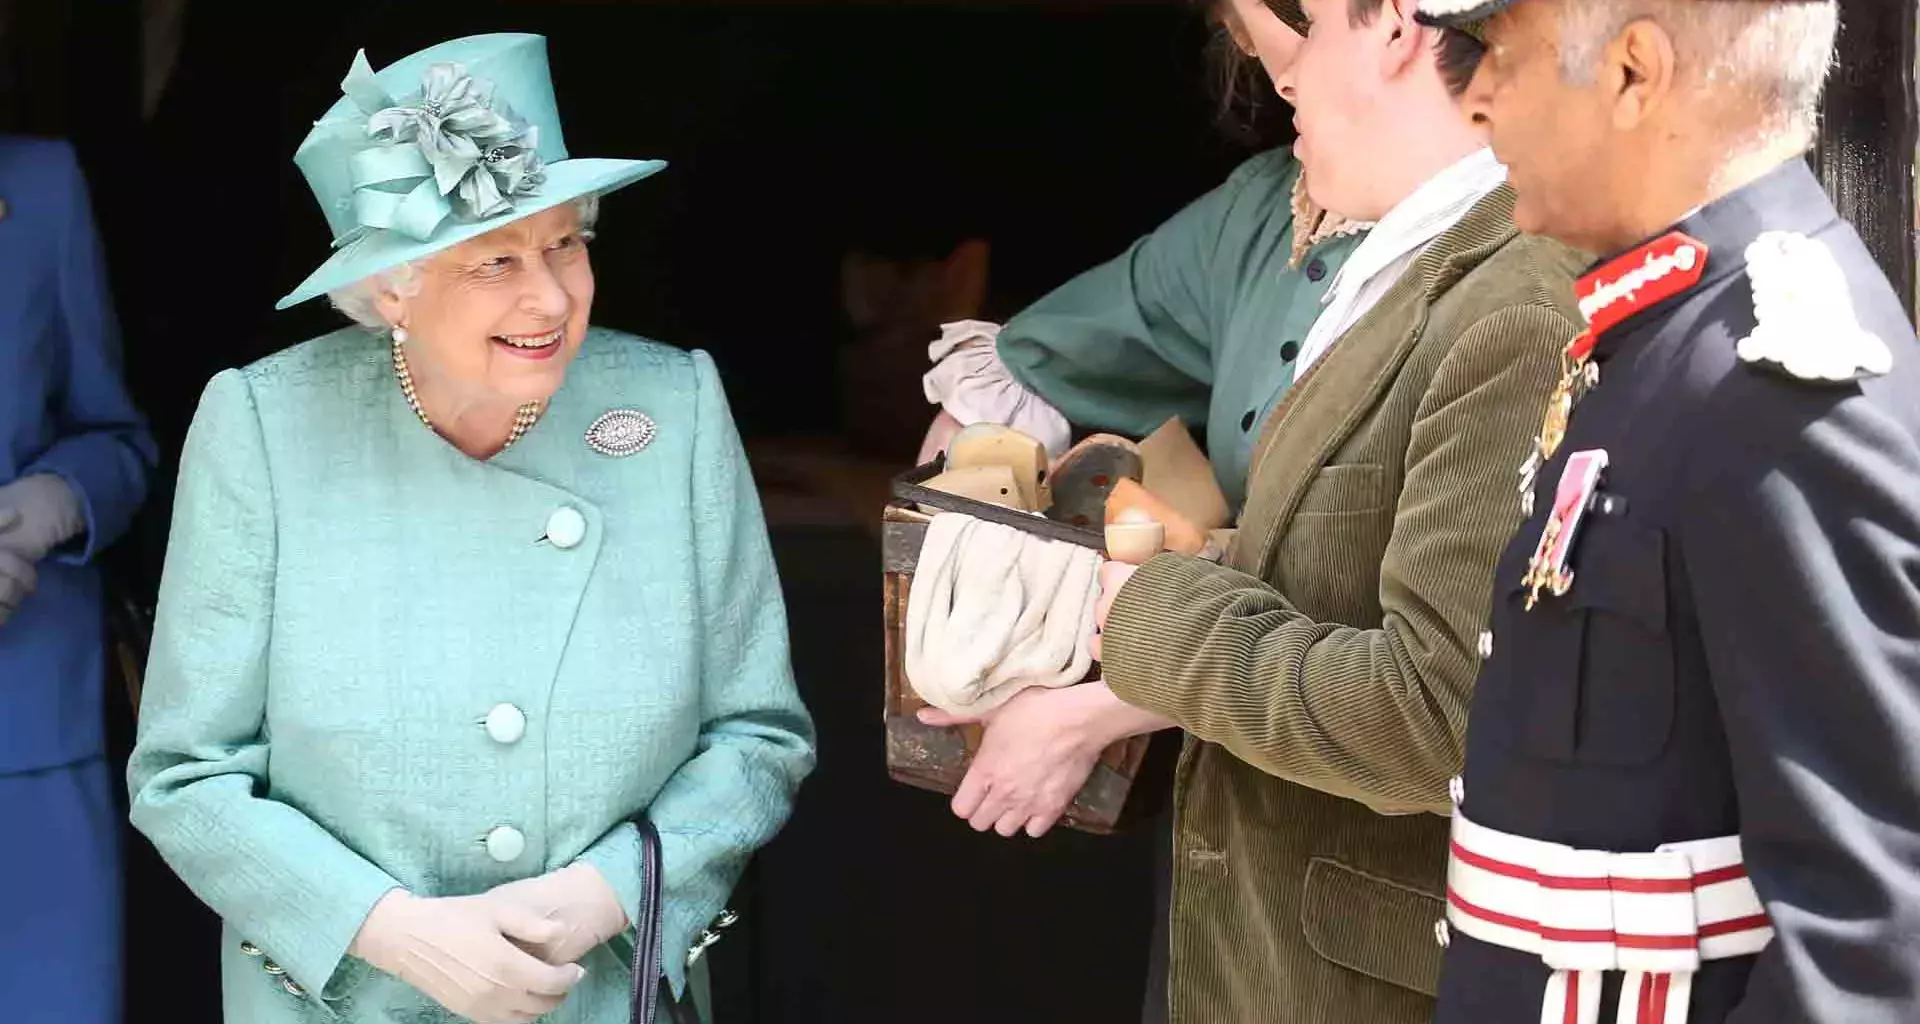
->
[997,149,1361,512]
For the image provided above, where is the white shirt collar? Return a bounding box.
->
[1321,147,1509,307]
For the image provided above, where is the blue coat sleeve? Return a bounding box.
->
[23,141,155,563]
[575,350,816,996]
[128,370,403,1010]
[1682,383,1920,1023]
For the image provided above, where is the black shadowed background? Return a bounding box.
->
[9,1,1246,1021]
[1,0,1911,1022]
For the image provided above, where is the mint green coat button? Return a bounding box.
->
[485,825,526,863]
[484,703,526,744]
[546,507,586,549]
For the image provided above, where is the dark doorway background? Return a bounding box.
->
[11,1,1265,1022]
[3,1,1914,1023]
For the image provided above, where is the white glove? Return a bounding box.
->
[487,863,630,966]
[0,543,36,627]
[0,475,85,561]
[348,889,588,1024]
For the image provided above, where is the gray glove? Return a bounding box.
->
[0,544,36,627]
[0,474,85,562]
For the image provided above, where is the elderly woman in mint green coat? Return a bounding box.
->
[128,34,814,1024]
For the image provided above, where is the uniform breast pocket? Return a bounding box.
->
[1506,519,1676,765]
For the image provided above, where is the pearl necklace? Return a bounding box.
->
[391,335,542,453]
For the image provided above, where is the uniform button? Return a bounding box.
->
[1241,409,1258,432]
[484,703,527,744]
[1477,631,1493,659]
[282,978,308,998]
[262,959,286,976]
[1434,918,1451,948]
[1280,341,1301,362]
[239,941,264,958]
[1305,258,1327,282]
[545,507,587,549]
[485,825,527,863]
[1448,776,1465,807]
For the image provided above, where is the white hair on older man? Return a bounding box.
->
[329,193,603,330]
[1555,0,1839,141]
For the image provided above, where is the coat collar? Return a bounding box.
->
[1237,186,1522,569]
[1583,157,1838,358]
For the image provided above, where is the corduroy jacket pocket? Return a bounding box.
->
[1300,857,1444,997]
[1293,463,1388,516]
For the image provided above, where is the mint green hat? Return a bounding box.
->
[276,32,666,309]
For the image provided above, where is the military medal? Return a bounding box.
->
[1538,330,1599,460]
[1518,233,1711,518]
[1522,449,1608,609]
[1519,331,1597,515]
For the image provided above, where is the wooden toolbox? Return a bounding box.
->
[880,462,1153,835]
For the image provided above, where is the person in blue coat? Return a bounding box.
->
[127,34,815,1024]
[0,136,157,1022]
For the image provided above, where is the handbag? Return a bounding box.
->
[628,817,702,1024]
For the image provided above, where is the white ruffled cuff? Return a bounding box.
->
[921,320,1073,458]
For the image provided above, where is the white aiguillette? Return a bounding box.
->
[1737,231,1893,383]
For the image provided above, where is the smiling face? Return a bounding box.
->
[376,202,596,408]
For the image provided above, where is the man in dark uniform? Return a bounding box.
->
[1410,1,1920,1022]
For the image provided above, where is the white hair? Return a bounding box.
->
[1555,0,1838,141]
[328,193,603,331]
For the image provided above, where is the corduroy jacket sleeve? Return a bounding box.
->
[1101,304,1574,814]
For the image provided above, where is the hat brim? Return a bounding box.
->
[1414,0,1511,35]
[276,156,667,310]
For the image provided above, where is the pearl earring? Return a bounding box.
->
[392,325,409,345]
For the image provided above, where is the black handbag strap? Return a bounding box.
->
[628,818,698,1024]
[629,817,667,1024]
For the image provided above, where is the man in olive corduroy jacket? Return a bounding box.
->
[924,1,1590,1021]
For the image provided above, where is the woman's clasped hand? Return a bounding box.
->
[349,862,627,1024]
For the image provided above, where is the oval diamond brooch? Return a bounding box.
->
[585,409,657,457]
